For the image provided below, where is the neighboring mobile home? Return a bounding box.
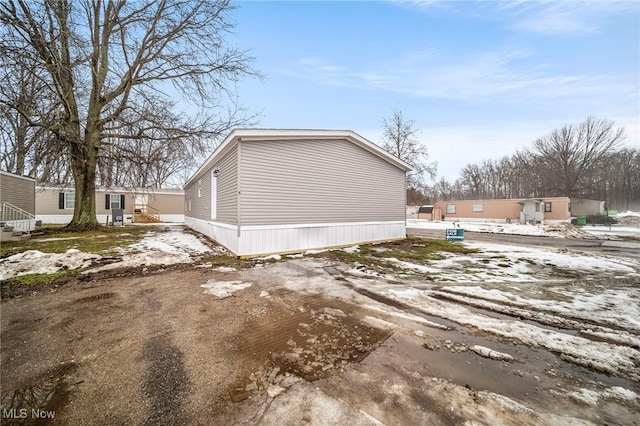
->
[184,129,412,257]
[433,197,578,224]
[36,186,185,224]
[0,170,36,232]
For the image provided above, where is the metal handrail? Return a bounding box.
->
[1,202,36,233]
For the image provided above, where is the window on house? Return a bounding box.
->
[544,202,552,212]
[65,193,75,209]
[105,194,125,210]
[472,204,483,212]
[110,195,121,209]
[198,179,202,198]
[446,204,456,214]
[59,192,75,209]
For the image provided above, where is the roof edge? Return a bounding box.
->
[185,129,412,187]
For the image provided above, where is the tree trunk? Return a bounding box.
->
[67,126,100,229]
[68,151,99,227]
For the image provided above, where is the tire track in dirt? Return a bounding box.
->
[427,289,640,349]
[140,292,192,425]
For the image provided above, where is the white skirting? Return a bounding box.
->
[185,217,406,257]
[159,214,185,223]
[185,217,239,254]
[37,214,185,225]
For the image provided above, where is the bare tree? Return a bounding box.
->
[0,50,66,179]
[448,118,635,211]
[381,109,437,190]
[0,0,259,228]
[532,117,625,198]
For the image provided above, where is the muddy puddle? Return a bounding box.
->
[228,291,391,402]
[0,362,78,424]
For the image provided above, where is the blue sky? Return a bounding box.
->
[230,1,639,182]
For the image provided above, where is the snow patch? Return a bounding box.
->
[254,254,282,261]
[201,280,252,299]
[0,249,100,280]
[342,245,360,253]
[469,345,514,361]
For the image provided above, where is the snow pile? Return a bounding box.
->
[617,211,640,218]
[128,228,213,256]
[562,386,638,406]
[616,211,640,226]
[0,225,216,279]
[544,223,594,239]
[0,249,100,280]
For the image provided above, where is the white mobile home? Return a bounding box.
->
[184,129,411,257]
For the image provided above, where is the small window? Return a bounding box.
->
[544,202,552,212]
[64,193,75,209]
[198,179,202,198]
[446,204,456,214]
[110,194,121,210]
[472,204,483,212]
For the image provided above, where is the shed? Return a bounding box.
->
[417,205,442,221]
[184,129,412,257]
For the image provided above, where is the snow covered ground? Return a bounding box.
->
[407,210,640,239]
[0,225,220,280]
[2,221,639,422]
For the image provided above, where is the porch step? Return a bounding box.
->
[133,213,161,223]
[1,225,28,242]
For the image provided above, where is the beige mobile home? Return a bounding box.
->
[36,186,185,224]
[184,129,411,257]
[0,170,36,232]
[434,197,572,224]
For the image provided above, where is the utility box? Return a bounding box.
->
[576,216,587,226]
[445,228,464,241]
[112,208,124,224]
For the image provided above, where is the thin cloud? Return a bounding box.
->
[277,48,626,105]
[402,1,638,36]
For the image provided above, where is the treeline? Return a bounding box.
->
[418,118,640,211]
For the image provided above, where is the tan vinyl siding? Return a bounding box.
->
[35,187,67,215]
[434,197,571,221]
[36,187,184,216]
[240,139,405,226]
[184,145,237,225]
[144,193,184,214]
[0,172,36,214]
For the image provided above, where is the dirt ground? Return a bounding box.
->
[2,253,639,425]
